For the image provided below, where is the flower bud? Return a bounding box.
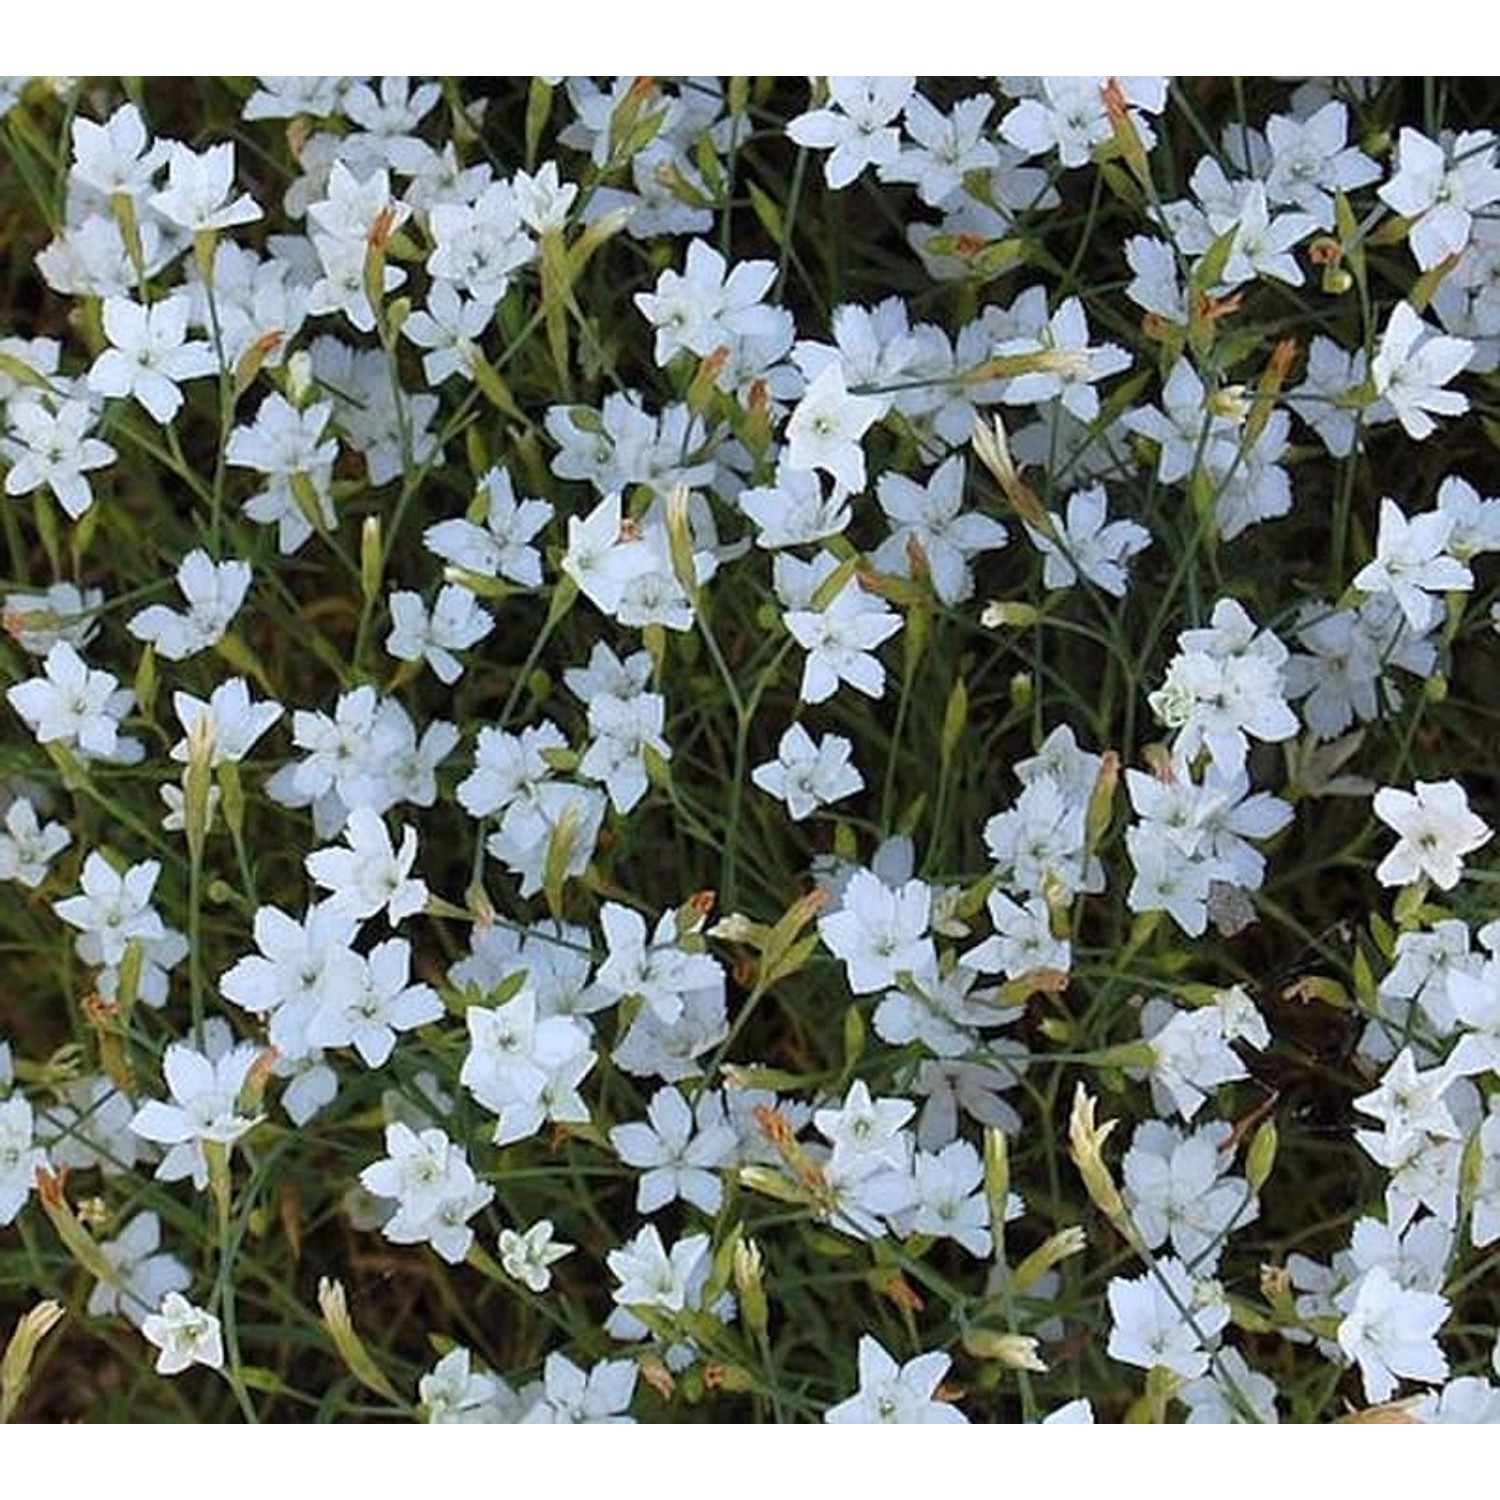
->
[964,591,1023,628]
[318,1278,403,1406]
[286,349,314,404]
[961,1328,1047,1371]
[1068,1085,1135,1246]
[1011,1226,1088,1293]
[664,483,700,601]
[183,714,215,864]
[733,1238,769,1340]
[1245,1118,1278,1193]
[983,1127,1010,1264]
[1,1300,65,1423]
[940,678,969,769]
[542,800,584,919]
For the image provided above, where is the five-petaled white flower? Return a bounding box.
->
[784,363,884,494]
[142,1292,224,1376]
[1352,498,1472,632]
[1372,301,1474,441]
[306,807,429,924]
[824,1335,967,1424]
[498,1220,575,1294]
[1336,1265,1450,1404]
[87,294,218,424]
[751,723,864,822]
[129,1041,264,1190]
[1373,778,1491,890]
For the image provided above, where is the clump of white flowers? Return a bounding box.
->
[0,72,1498,1430]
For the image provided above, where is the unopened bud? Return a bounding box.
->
[664,483,700,601]
[733,1238,769,1339]
[318,1278,403,1406]
[183,720,214,864]
[980,600,1038,629]
[360,515,383,602]
[1068,1086,1134,1246]
[961,1328,1047,1371]
[1245,1118,1278,1193]
[286,349,314,404]
[542,800,584,919]
[708,912,760,945]
[737,1164,815,1207]
[1207,384,1250,422]
[983,1127,1010,1265]
[1011,1226,1088,1294]
[940,678,969,768]
[972,413,1017,490]
[1101,77,1151,187]
[1,1300,65,1423]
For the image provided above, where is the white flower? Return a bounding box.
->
[607,1224,709,1314]
[498,1220,575,1293]
[150,141,261,232]
[783,363,884,494]
[87,294,217,424]
[595,902,723,1026]
[128,550,252,661]
[70,102,167,199]
[427,181,534,307]
[1180,1348,1281,1423]
[419,1347,515,1424]
[1026,484,1151,597]
[1352,499,1472,632]
[1372,301,1473,441]
[461,989,595,1146]
[881,91,999,207]
[609,1086,736,1215]
[788,78,915,190]
[814,1078,915,1177]
[523,1352,637,1424]
[996,295,1131,421]
[423,1344,516,1422]
[305,807,429,925]
[751,723,864,821]
[1141,1000,1253,1122]
[818,869,935,995]
[225,395,338,554]
[86,1211,192,1328]
[4,580,102,655]
[782,565,901,707]
[384,585,493,684]
[141,1292,224,1376]
[1337,1265,1450,1404]
[7,642,138,763]
[0,797,70,888]
[1373,779,1491,890]
[306,937,443,1069]
[513,161,577,234]
[869,455,1008,605]
[824,1335,966,1423]
[2,397,116,519]
[1379,128,1500,270]
[0,1096,48,1226]
[129,1041,263,1190]
[560,492,655,618]
[169,679,282,767]
[53,853,165,966]
[423,466,552,589]
[1107,1258,1228,1379]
